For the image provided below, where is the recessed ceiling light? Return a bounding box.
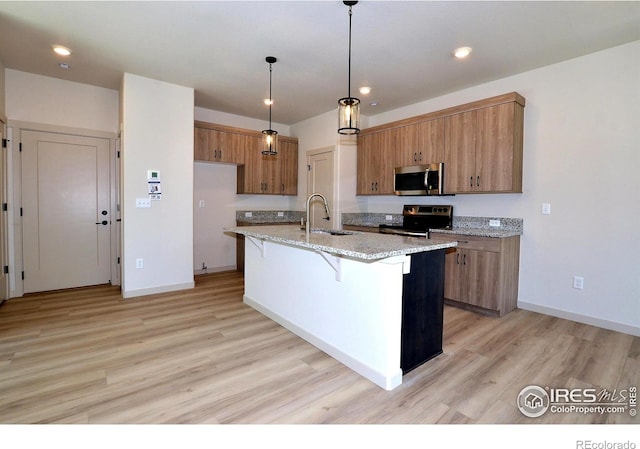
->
[454,46,472,59]
[359,86,371,95]
[53,45,71,56]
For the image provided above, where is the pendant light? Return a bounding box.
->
[261,56,278,155]
[338,1,360,135]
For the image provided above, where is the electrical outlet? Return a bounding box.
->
[542,203,551,215]
[385,215,393,221]
[573,276,584,290]
[198,200,205,208]
[489,219,501,227]
[136,258,144,269]
[277,211,284,217]
[245,212,252,218]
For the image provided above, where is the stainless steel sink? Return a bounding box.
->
[309,228,355,236]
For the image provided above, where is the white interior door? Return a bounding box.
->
[21,130,111,293]
[306,147,335,229]
[0,126,8,301]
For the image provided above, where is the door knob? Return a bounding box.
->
[95,220,108,226]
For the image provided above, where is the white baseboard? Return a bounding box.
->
[518,301,640,337]
[244,294,403,391]
[122,281,195,299]
[194,265,236,276]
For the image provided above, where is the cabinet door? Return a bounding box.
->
[238,136,264,193]
[444,111,476,193]
[443,247,461,301]
[476,103,517,192]
[356,131,395,195]
[279,139,298,195]
[194,127,210,161]
[459,249,500,310]
[215,130,245,164]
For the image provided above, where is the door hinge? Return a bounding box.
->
[2,203,7,212]
[21,271,25,280]
[19,142,22,152]
[3,266,8,274]
[1,138,7,148]
[117,150,120,158]
[117,257,121,264]
[307,164,311,171]
[20,207,23,217]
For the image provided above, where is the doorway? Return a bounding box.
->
[0,124,8,302]
[20,129,114,293]
[306,146,336,229]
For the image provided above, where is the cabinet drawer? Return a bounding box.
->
[430,233,501,252]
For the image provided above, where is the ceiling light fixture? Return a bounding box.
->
[359,86,371,95]
[454,46,472,58]
[338,1,360,135]
[53,45,71,56]
[261,56,278,156]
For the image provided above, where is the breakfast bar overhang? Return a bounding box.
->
[226,225,457,390]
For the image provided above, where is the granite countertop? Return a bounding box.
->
[225,225,457,261]
[341,213,523,238]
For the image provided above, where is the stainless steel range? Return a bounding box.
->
[379,205,453,238]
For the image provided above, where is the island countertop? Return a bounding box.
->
[226,225,457,261]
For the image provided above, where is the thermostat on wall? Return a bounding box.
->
[147,170,160,180]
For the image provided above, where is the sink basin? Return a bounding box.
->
[309,228,355,236]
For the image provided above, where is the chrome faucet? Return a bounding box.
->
[305,192,330,235]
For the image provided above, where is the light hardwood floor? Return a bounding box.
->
[0,270,637,424]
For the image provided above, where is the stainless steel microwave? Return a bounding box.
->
[393,163,445,196]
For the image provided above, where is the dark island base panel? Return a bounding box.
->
[400,249,445,374]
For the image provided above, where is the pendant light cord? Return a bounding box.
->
[268,62,273,128]
[347,4,353,99]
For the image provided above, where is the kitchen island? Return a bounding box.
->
[225,225,457,390]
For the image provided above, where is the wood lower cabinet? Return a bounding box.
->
[433,233,520,316]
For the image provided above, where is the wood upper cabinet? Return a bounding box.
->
[356,131,395,195]
[194,124,245,164]
[278,138,298,195]
[435,233,520,317]
[356,92,525,196]
[396,118,445,167]
[444,100,524,193]
[237,136,298,195]
[195,120,298,196]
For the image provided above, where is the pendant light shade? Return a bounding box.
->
[262,56,278,155]
[338,1,360,135]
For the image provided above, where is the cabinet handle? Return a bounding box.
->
[375,182,378,191]
[456,253,460,265]
[413,152,417,162]
[476,175,480,187]
[470,176,474,188]
[462,254,467,265]
[419,152,422,161]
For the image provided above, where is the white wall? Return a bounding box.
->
[193,161,237,273]
[5,69,119,133]
[121,73,194,297]
[0,61,6,120]
[291,41,640,336]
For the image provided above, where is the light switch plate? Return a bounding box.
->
[542,203,551,215]
[136,198,151,208]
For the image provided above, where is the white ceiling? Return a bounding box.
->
[1,1,639,125]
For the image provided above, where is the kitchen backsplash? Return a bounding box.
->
[236,210,304,224]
